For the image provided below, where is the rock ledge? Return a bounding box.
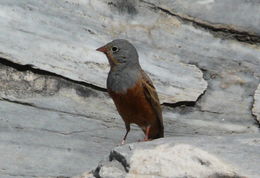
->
[76,134,259,178]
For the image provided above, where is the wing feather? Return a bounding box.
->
[141,70,164,138]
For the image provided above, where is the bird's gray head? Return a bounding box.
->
[96,39,140,69]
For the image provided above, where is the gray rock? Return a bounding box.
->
[146,0,260,35]
[253,84,260,123]
[0,0,259,134]
[89,134,260,178]
[0,0,207,104]
[0,99,143,177]
[0,62,117,122]
[0,0,259,177]
[97,161,126,178]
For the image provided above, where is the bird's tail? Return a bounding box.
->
[148,124,164,139]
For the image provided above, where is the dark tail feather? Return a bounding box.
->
[149,124,164,139]
[156,125,164,138]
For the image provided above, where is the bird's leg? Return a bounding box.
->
[144,125,151,141]
[121,123,130,145]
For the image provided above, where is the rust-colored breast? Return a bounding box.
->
[108,79,160,137]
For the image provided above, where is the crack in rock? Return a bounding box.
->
[0,57,107,93]
[163,58,260,133]
[163,62,208,108]
[200,109,225,115]
[0,54,207,107]
[252,83,260,127]
[12,126,88,136]
[0,97,98,121]
[0,173,46,177]
[141,0,260,45]
[109,150,130,172]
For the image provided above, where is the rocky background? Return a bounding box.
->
[0,0,259,177]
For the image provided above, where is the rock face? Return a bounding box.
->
[147,0,260,36]
[85,134,260,178]
[0,0,208,104]
[0,0,259,177]
[253,84,260,123]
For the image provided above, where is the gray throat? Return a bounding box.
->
[107,65,141,93]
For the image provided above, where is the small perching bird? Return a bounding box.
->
[96,39,164,144]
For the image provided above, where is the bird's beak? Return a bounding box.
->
[96,45,108,53]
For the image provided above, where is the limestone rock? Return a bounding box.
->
[0,0,260,177]
[0,100,143,177]
[87,134,260,178]
[253,84,260,123]
[0,0,259,134]
[146,0,260,35]
[0,0,208,104]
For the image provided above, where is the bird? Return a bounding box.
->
[96,39,164,144]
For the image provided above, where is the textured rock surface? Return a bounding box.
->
[0,0,207,104]
[0,99,142,177]
[86,134,260,178]
[0,0,259,177]
[253,84,260,123]
[146,0,260,36]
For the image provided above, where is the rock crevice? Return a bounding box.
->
[0,0,260,177]
[141,0,260,44]
[0,57,107,92]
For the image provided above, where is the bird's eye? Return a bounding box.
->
[111,46,119,52]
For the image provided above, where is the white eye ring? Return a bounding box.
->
[111,46,119,52]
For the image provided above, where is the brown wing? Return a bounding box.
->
[141,70,164,138]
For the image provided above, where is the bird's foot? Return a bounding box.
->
[120,139,126,145]
[137,138,151,142]
[144,137,151,142]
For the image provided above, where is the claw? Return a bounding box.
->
[121,139,126,145]
[144,125,151,141]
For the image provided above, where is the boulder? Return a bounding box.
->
[82,134,260,178]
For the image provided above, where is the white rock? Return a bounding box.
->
[128,144,238,178]
[89,134,260,178]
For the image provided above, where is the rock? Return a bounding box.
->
[0,0,259,177]
[253,84,260,123]
[0,0,208,104]
[0,0,259,135]
[0,62,117,122]
[0,99,143,177]
[146,0,260,35]
[87,134,260,178]
[73,172,95,178]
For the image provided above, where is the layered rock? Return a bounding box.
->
[253,84,260,123]
[0,0,208,104]
[0,0,259,177]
